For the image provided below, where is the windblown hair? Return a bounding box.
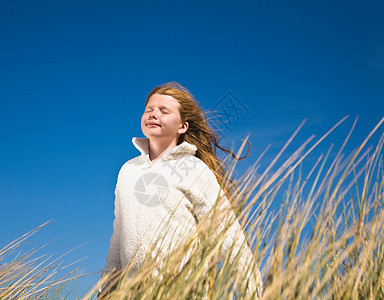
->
[145,81,250,209]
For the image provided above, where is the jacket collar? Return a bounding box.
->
[132,137,197,162]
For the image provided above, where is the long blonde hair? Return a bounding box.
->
[145,81,250,209]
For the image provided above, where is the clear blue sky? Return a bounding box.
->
[1,0,383,296]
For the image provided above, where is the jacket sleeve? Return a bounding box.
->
[191,165,263,298]
[103,184,122,274]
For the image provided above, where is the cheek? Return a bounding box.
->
[140,113,146,123]
[164,115,177,125]
[140,114,147,130]
[168,117,182,131]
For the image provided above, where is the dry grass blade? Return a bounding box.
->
[87,118,384,299]
[0,221,84,299]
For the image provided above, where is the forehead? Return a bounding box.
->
[147,93,180,108]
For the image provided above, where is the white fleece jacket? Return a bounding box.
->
[104,137,262,295]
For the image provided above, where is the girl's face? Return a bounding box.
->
[141,93,188,144]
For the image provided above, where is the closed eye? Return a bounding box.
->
[145,107,169,113]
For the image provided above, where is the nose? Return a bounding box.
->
[148,109,158,119]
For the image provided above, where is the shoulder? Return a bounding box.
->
[159,155,215,186]
[179,156,219,186]
[182,157,227,208]
[117,155,143,179]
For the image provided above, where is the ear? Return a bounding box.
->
[178,121,189,135]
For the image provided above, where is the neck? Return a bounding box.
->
[148,138,178,163]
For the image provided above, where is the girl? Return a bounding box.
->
[101,82,262,298]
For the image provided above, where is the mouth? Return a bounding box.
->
[146,122,160,127]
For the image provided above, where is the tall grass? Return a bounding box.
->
[2,117,383,299]
[88,117,384,299]
[0,221,83,299]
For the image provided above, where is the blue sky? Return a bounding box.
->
[1,0,383,296]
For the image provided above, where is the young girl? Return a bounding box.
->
[101,82,262,298]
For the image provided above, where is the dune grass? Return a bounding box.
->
[2,117,383,299]
[88,117,384,299]
[0,220,87,299]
